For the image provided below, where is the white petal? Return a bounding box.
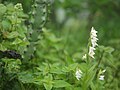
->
[82,54,87,59]
[99,75,104,80]
[89,47,95,58]
[91,27,97,34]
[102,69,106,73]
[75,69,83,80]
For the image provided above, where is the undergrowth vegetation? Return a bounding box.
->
[0,0,120,90]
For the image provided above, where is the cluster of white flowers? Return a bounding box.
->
[99,69,106,80]
[75,69,83,80]
[76,27,99,80]
[89,27,98,59]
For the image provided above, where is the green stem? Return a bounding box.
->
[96,51,104,68]
[95,51,104,79]
[86,38,91,64]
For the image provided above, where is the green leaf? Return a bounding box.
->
[62,63,78,73]
[53,80,71,88]
[7,31,19,38]
[18,71,35,83]
[62,66,70,73]
[43,74,53,90]
[1,20,11,29]
[2,59,21,73]
[43,83,53,90]
[0,44,7,51]
[12,38,22,45]
[104,47,114,53]
[98,45,114,53]
[50,66,63,74]
[48,34,61,43]
[82,64,96,89]
[0,4,7,16]
[68,63,78,71]
[90,82,96,90]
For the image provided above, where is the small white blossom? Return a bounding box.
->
[99,75,104,80]
[91,39,98,47]
[99,69,106,81]
[102,69,106,73]
[91,27,97,36]
[89,46,95,58]
[75,69,83,80]
[90,27,98,48]
[82,54,87,59]
[88,27,98,59]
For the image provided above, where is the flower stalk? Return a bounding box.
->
[75,69,83,80]
[88,27,98,59]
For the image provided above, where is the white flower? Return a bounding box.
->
[75,69,83,80]
[91,39,98,47]
[82,54,87,59]
[90,27,98,48]
[99,69,106,80]
[99,75,104,80]
[89,46,95,58]
[88,27,98,59]
[102,69,106,73]
[91,27,97,37]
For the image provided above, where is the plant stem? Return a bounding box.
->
[95,50,104,79]
[96,51,104,68]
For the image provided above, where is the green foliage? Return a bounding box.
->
[0,3,28,53]
[0,0,120,90]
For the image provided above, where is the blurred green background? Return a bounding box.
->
[46,0,120,54]
[1,0,120,51]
